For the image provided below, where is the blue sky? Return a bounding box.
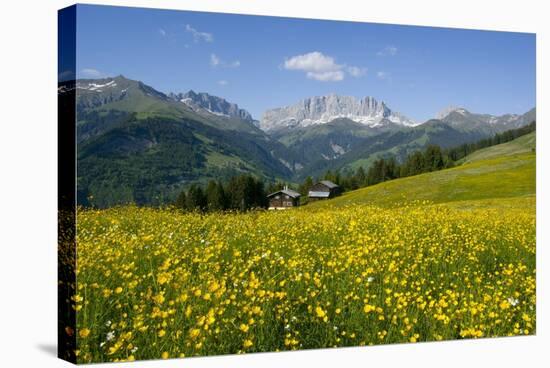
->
[74,4,535,123]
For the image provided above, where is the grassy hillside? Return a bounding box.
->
[459,131,535,164]
[77,117,296,207]
[74,76,303,207]
[308,134,536,209]
[296,121,487,181]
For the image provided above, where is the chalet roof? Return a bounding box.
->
[267,188,301,198]
[320,180,339,189]
[308,191,331,198]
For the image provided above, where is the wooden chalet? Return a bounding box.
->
[267,186,301,210]
[307,180,341,201]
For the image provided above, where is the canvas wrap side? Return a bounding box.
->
[58,5,77,364]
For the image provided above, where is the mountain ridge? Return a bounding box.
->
[437,106,536,134]
[169,90,256,124]
[260,94,417,132]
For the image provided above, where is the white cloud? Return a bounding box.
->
[283,51,366,82]
[347,66,367,77]
[210,53,240,68]
[377,71,391,80]
[185,24,213,43]
[218,80,228,86]
[377,45,398,56]
[158,28,166,37]
[284,51,341,73]
[79,68,109,79]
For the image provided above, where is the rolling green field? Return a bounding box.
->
[310,132,535,209]
[460,131,535,164]
[73,135,536,363]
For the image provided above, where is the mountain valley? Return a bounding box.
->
[63,75,535,206]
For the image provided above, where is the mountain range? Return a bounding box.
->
[259,94,417,132]
[61,75,535,207]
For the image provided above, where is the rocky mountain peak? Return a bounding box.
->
[170,90,254,123]
[435,105,468,119]
[259,94,416,132]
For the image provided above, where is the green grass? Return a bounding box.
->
[205,150,251,169]
[309,137,536,209]
[459,132,536,164]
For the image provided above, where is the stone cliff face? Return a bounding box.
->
[171,90,254,123]
[260,94,416,132]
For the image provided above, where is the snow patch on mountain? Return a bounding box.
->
[77,80,117,91]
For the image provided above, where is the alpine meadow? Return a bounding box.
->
[58,4,536,364]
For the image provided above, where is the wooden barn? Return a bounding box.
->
[308,180,341,201]
[267,187,301,210]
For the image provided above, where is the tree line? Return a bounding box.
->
[316,121,536,190]
[446,121,536,162]
[175,121,535,212]
[175,174,269,212]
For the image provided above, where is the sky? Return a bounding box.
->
[73,4,536,123]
